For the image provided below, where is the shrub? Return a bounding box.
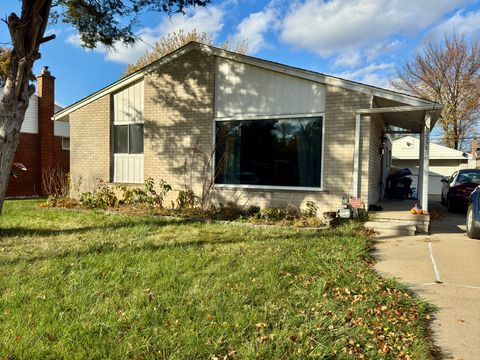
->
[39,196,79,209]
[247,205,261,216]
[176,189,196,209]
[303,201,318,218]
[207,201,247,220]
[116,178,170,207]
[78,178,172,210]
[248,202,324,227]
[41,166,69,198]
[253,204,301,222]
[80,180,118,209]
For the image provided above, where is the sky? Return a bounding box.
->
[1,0,480,113]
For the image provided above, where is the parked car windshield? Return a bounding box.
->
[457,170,480,184]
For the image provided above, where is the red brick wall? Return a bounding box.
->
[6,134,69,198]
[6,133,40,197]
[6,67,70,198]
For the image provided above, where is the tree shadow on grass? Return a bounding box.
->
[0,224,329,266]
[0,216,197,239]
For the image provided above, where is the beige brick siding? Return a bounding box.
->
[67,49,382,213]
[143,49,215,206]
[69,94,111,196]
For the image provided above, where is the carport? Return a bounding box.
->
[353,98,442,212]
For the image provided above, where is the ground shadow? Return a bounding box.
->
[0,216,196,240]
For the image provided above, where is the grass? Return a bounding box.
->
[0,200,435,359]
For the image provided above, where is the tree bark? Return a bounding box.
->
[0,0,53,214]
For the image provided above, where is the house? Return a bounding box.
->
[392,135,476,198]
[53,42,441,213]
[471,139,480,169]
[4,67,70,197]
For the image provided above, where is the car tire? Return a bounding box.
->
[466,204,480,239]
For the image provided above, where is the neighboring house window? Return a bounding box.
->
[62,137,70,151]
[215,116,323,189]
[112,81,144,183]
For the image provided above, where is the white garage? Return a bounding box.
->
[392,135,476,197]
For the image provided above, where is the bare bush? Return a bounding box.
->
[182,137,227,209]
[41,166,69,198]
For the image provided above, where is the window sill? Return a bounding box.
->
[108,182,144,186]
[213,184,328,193]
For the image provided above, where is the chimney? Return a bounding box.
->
[36,66,56,195]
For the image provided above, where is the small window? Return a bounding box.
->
[114,125,128,153]
[113,124,143,154]
[129,124,144,154]
[62,138,70,151]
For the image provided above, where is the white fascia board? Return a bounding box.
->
[355,105,443,114]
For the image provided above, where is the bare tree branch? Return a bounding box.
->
[392,33,480,150]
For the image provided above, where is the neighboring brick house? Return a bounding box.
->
[53,42,441,213]
[5,67,70,197]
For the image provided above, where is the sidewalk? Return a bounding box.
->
[374,207,480,359]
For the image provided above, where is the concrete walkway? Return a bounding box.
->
[374,205,480,360]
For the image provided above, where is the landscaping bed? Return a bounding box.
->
[0,200,436,359]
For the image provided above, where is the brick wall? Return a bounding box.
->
[6,134,40,197]
[6,67,69,198]
[69,95,111,196]
[143,49,215,205]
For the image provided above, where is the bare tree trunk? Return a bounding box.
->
[0,0,53,215]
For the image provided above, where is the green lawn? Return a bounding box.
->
[0,200,434,359]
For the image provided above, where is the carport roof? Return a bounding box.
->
[370,96,441,132]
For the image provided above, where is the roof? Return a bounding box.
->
[53,42,440,121]
[392,135,471,160]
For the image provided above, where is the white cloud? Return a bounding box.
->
[280,0,470,59]
[365,39,403,61]
[232,5,278,54]
[66,6,225,64]
[159,6,225,37]
[334,62,396,88]
[332,50,362,68]
[428,9,480,39]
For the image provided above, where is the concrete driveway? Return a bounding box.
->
[374,204,480,359]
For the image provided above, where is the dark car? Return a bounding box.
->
[441,169,480,212]
[467,185,480,239]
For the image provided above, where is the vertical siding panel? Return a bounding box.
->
[112,81,145,183]
[214,58,326,118]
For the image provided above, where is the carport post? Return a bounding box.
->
[418,129,425,206]
[420,113,432,212]
[353,113,361,198]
